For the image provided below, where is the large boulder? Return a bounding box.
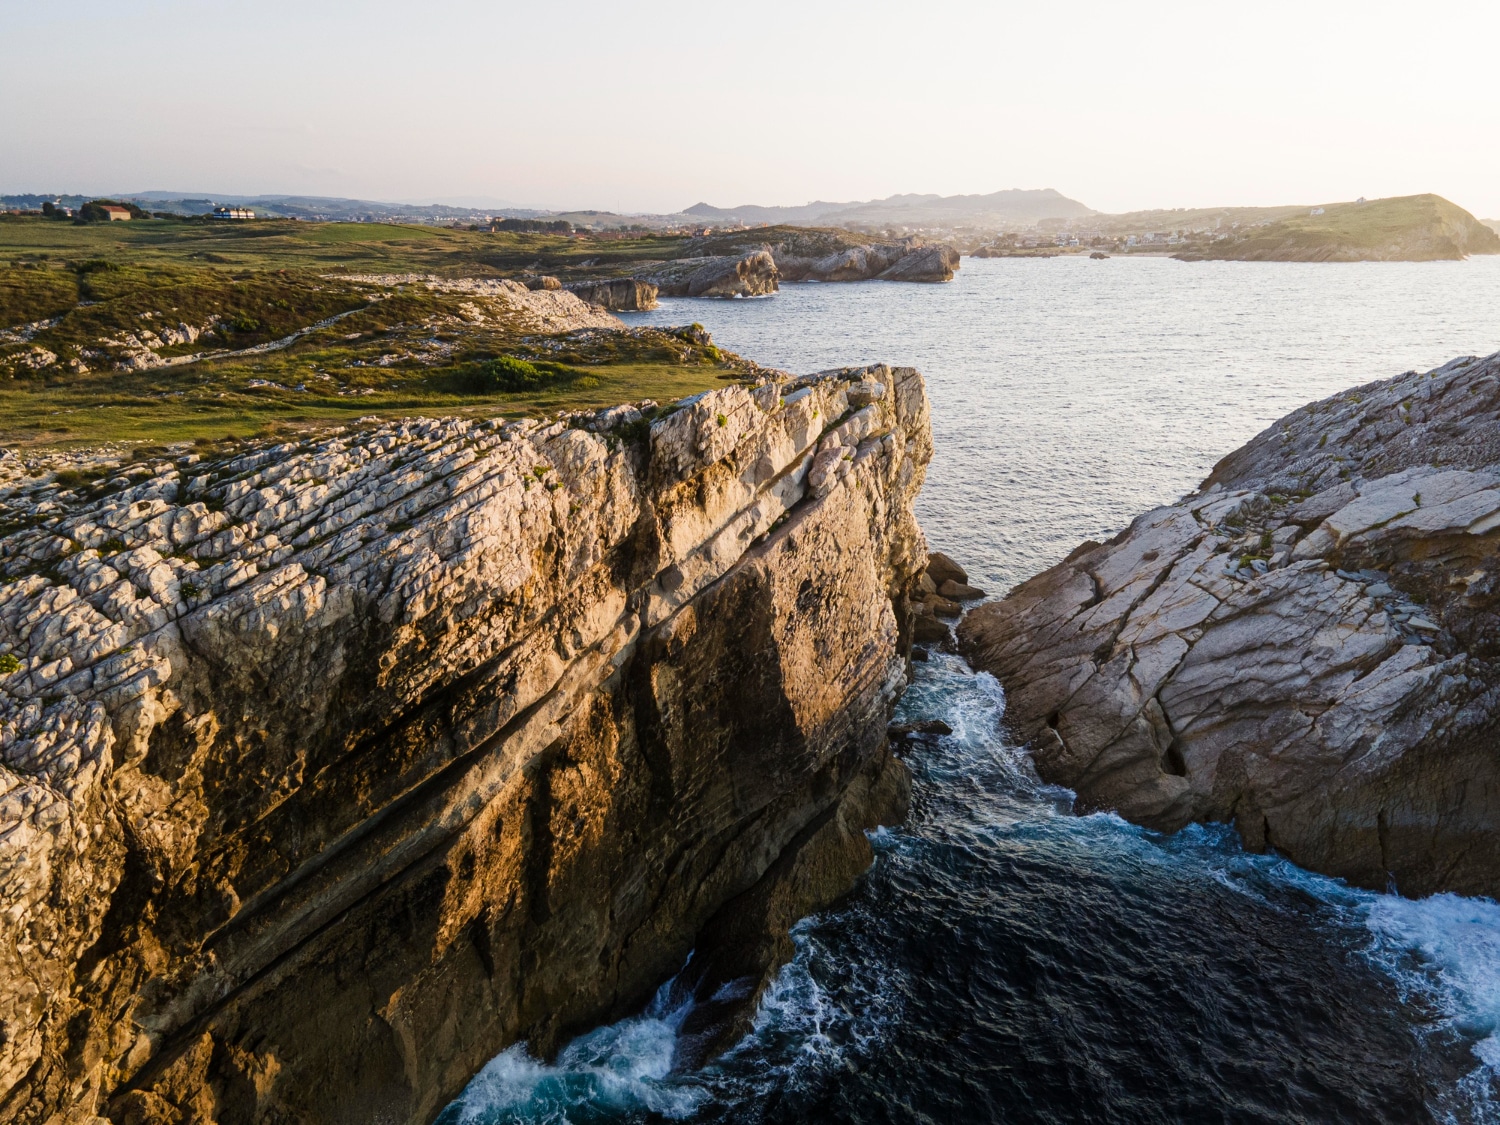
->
[649,251,780,299]
[959,351,1500,897]
[771,239,960,284]
[878,244,960,282]
[564,277,659,310]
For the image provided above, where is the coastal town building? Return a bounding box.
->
[211,207,255,220]
[100,205,132,221]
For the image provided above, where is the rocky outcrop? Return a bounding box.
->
[0,364,932,1124]
[770,240,959,284]
[335,274,621,333]
[909,552,985,645]
[563,278,659,311]
[876,245,960,283]
[547,234,959,303]
[645,250,780,299]
[960,351,1500,898]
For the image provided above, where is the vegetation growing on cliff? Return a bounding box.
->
[0,243,762,448]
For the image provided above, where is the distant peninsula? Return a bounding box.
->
[1171,194,1499,262]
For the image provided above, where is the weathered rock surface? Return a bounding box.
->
[773,240,959,284]
[960,351,1500,897]
[337,274,622,333]
[562,278,659,311]
[0,364,932,1123]
[646,251,781,299]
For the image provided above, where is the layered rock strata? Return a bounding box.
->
[960,351,1500,897]
[0,364,932,1123]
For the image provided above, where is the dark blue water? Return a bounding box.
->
[440,258,1500,1124]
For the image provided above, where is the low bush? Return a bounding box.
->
[447,355,577,394]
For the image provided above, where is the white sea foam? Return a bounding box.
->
[445,982,706,1125]
[1359,892,1500,1120]
[1364,893,1500,1062]
[907,649,1500,1119]
[445,644,1500,1123]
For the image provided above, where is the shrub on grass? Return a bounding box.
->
[449,356,575,394]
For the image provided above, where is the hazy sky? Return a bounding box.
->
[5,0,1499,217]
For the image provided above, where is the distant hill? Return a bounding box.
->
[128,193,501,223]
[1484,218,1500,236]
[685,200,858,225]
[686,188,1093,229]
[1174,195,1500,262]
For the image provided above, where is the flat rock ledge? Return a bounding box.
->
[0,365,932,1124]
[960,350,1500,898]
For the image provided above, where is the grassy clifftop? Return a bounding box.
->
[0,214,690,279]
[1174,194,1500,262]
[0,221,766,450]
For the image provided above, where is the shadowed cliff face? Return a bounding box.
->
[0,366,931,1124]
[960,351,1500,899]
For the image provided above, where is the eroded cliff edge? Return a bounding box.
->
[0,365,932,1124]
[960,351,1500,898]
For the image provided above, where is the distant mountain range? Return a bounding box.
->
[3,188,1095,231]
[685,188,1093,229]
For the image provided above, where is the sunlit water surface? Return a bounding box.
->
[441,256,1500,1124]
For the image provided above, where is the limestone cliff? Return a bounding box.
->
[0,365,932,1124]
[960,352,1500,898]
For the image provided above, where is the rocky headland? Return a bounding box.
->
[0,362,933,1123]
[1173,194,1500,262]
[559,229,961,306]
[960,351,1500,898]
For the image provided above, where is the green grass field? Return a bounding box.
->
[0,217,762,450]
[0,214,685,278]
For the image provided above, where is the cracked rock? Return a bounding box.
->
[960,349,1500,898]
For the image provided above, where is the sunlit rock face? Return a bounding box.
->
[0,365,932,1125]
[961,351,1500,899]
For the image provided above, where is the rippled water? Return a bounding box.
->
[443,256,1500,1123]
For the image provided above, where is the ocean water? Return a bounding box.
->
[442,255,1500,1124]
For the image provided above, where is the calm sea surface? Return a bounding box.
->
[441,255,1500,1124]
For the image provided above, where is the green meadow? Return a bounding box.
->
[0,216,754,450]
